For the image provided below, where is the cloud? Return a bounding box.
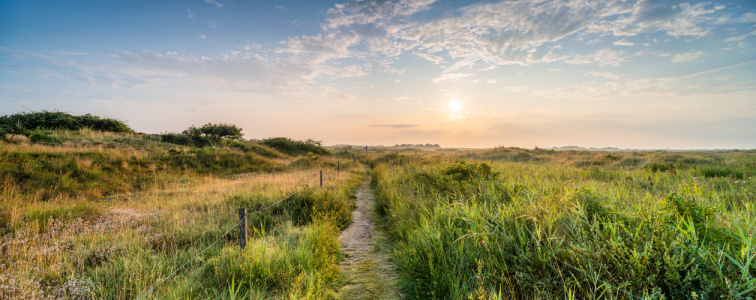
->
[503,86,528,93]
[487,79,497,83]
[244,43,261,51]
[672,50,705,63]
[592,0,718,37]
[586,71,620,80]
[733,12,756,23]
[432,73,472,83]
[199,35,206,40]
[566,48,627,67]
[726,30,756,42]
[443,56,481,73]
[266,0,732,78]
[209,22,218,28]
[413,51,443,64]
[55,51,88,55]
[278,32,360,60]
[369,124,418,128]
[275,6,286,11]
[204,0,223,9]
[188,14,194,19]
[532,60,756,100]
[322,0,437,30]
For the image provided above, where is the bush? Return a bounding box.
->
[260,137,329,156]
[696,165,752,179]
[0,110,133,133]
[645,162,674,172]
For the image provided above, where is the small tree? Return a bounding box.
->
[198,123,243,141]
[180,123,243,147]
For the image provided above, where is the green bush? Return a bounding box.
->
[260,137,329,156]
[696,165,752,179]
[0,110,133,133]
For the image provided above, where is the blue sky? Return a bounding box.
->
[1,0,755,148]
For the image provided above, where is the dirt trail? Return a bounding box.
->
[337,175,402,300]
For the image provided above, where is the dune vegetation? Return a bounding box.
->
[3,111,755,299]
[0,114,367,299]
[370,148,756,299]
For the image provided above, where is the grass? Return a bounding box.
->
[370,148,756,299]
[0,129,368,299]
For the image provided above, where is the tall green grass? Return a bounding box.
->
[371,150,756,299]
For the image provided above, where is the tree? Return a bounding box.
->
[198,123,243,141]
[178,123,243,147]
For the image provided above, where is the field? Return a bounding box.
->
[2,129,755,299]
[370,148,756,299]
[0,129,366,299]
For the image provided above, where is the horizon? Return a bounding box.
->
[2,0,756,149]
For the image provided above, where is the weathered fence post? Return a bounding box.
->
[338,161,340,174]
[239,208,247,249]
[320,170,323,187]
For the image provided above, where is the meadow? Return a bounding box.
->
[1,127,366,299]
[370,148,756,299]
[3,117,755,299]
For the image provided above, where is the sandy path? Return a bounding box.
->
[337,175,402,300]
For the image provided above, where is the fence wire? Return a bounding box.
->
[136,188,300,300]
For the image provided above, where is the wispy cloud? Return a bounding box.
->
[614,39,634,46]
[725,30,756,42]
[275,6,286,12]
[586,71,620,80]
[566,49,627,67]
[672,50,705,63]
[432,73,472,83]
[204,0,223,9]
[369,124,418,128]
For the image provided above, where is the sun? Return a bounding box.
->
[447,99,462,113]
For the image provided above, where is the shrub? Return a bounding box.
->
[645,162,674,172]
[0,111,133,133]
[5,134,30,143]
[696,165,751,179]
[620,157,645,166]
[260,137,329,156]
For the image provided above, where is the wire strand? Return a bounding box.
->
[136,188,300,300]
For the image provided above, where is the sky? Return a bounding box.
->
[1,0,755,149]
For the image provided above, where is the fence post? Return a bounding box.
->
[338,161,340,174]
[320,170,323,187]
[239,208,247,250]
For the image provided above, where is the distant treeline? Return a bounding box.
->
[393,143,441,148]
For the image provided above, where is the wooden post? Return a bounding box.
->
[239,208,247,249]
[338,161,340,174]
[320,170,323,187]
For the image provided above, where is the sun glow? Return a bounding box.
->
[447,99,462,113]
